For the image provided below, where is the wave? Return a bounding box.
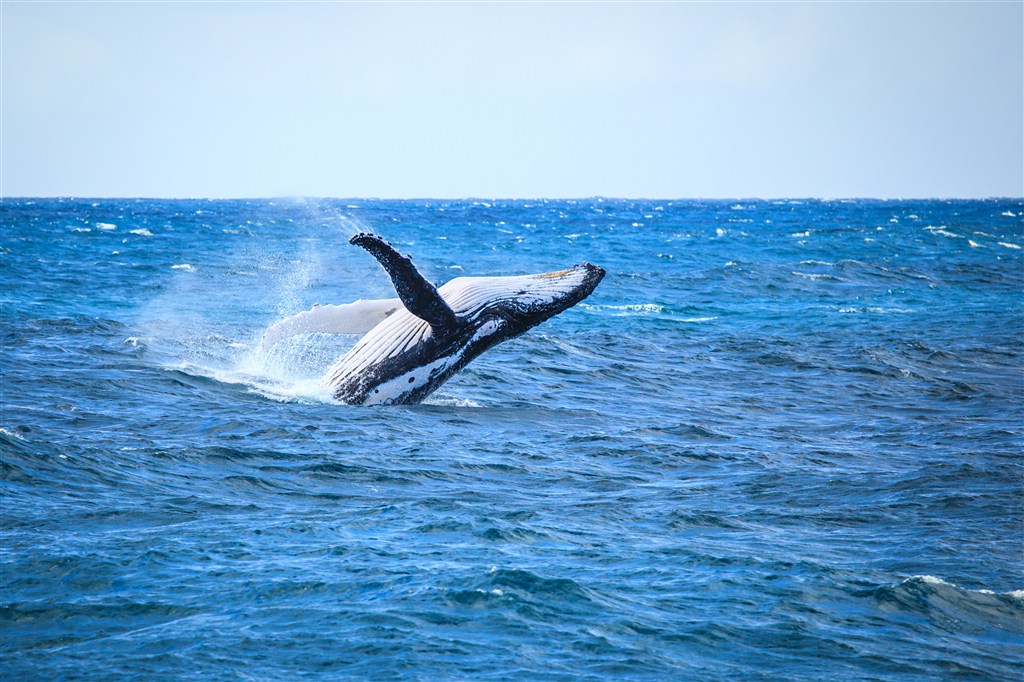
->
[837,307,915,314]
[866,575,1023,633]
[422,395,482,408]
[924,225,961,238]
[581,303,664,314]
[792,271,842,282]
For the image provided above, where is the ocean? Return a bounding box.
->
[2,197,1022,680]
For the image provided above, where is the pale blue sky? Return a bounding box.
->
[2,1,1021,198]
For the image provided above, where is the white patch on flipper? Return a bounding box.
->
[261,298,402,350]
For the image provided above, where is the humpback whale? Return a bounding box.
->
[263,232,604,405]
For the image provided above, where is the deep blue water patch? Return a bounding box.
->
[2,198,1023,680]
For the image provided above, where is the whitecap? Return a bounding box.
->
[790,231,811,238]
[998,242,1021,250]
[924,225,960,238]
[968,240,981,248]
[583,303,664,314]
[130,228,153,237]
[96,222,117,230]
[72,227,92,233]
[0,427,25,441]
[423,396,482,408]
[792,272,836,281]
[838,307,914,314]
[899,575,1023,601]
[171,264,197,272]
[716,228,727,237]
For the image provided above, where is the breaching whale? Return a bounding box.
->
[262,232,604,405]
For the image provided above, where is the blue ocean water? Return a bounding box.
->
[2,197,1022,680]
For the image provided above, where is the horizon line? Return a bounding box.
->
[3,195,1022,202]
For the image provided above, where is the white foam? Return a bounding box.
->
[790,231,811,238]
[171,354,337,405]
[924,226,960,238]
[423,395,482,408]
[839,307,914,314]
[968,240,981,248]
[171,264,197,272]
[998,242,1021,250]
[0,427,25,441]
[903,574,1024,600]
[96,222,117,230]
[130,228,153,237]
[582,303,664,314]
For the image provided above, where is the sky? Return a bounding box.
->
[1,1,1021,199]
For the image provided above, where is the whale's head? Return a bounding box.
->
[440,262,605,343]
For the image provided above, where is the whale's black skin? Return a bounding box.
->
[326,233,605,405]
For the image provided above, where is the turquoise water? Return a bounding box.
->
[2,198,1022,679]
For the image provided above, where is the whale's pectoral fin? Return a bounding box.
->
[260,298,402,350]
[350,232,461,333]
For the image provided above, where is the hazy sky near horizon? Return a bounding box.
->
[2,1,1021,198]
